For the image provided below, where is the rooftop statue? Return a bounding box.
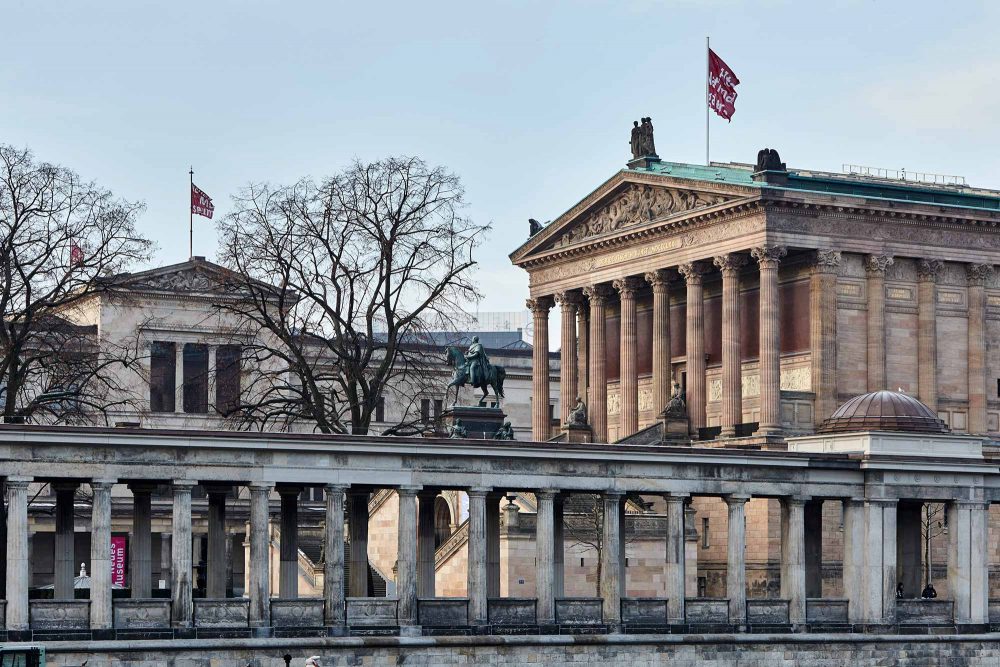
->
[445,337,507,406]
[630,117,657,159]
[755,148,786,172]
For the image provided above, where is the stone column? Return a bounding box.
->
[417,490,437,598]
[645,270,673,415]
[842,497,865,624]
[678,262,707,435]
[347,490,370,596]
[554,494,565,598]
[614,277,642,437]
[467,488,490,625]
[947,500,989,625]
[811,250,841,426]
[206,486,229,598]
[663,493,688,624]
[527,297,554,441]
[583,285,612,442]
[967,264,993,435]
[535,490,557,624]
[714,254,747,437]
[129,483,155,599]
[865,254,893,391]
[278,486,300,599]
[248,482,272,628]
[916,259,942,411]
[862,498,897,625]
[751,246,787,435]
[556,291,580,424]
[53,481,79,600]
[89,479,115,631]
[324,484,347,629]
[5,476,32,631]
[175,343,185,413]
[804,500,823,598]
[725,494,749,625]
[487,492,502,598]
[780,496,807,626]
[396,486,420,628]
[577,304,590,407]
[170,480,195,628]
[600,490,625,629]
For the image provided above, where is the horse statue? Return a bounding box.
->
[445,343,506,406]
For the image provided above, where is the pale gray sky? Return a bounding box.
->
[4,0,999,314]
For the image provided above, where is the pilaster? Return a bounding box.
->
[865,254,894,391]
[4,476,32,631]
[917,259,942,411]
[467,488,490,625]
[171,480,197,629]
[780,495,807,626]
[811,250,841,425]
[90,479,116,631]
[967,263,993,434]
[396,485,420,628]
[600,490,625,629]
[535,489,557,625]
[663,493,688,624]
[724,494,750,626]
[248,481,273,628]
[323,484,347,629]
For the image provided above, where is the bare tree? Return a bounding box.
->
[217,156,487,435]
[922,502,947,587]
[0,144,151,424]
[564,495,644,596]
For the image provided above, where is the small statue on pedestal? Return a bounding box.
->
[663,382,687,418]
[448,419,468,439]
[493,420,515,440]
[566,397,588,425]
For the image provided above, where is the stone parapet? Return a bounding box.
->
[29,600,90,630]
[270,599,324,628]
[113,599,171,630]
[193,599,250,628]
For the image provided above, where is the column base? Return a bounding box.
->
[720,427,736,438]
[326,625,349,637]
[399,625,423,637]
[757,426,782,436]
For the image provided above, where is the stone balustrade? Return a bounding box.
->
[0,424,994,640]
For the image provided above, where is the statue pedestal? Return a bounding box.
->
[661,415,691,445]
[560,423,593,444]
[627,154,661,170]
[442,405,507,440]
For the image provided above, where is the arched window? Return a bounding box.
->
[434,496,452,547]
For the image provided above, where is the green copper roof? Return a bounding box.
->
[631,160,1000,213]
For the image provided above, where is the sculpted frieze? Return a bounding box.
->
[128,269,230,294]
[552,184,729,248]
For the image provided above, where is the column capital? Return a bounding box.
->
[582,284,614,305]
[172,479,198,491]
[612,276,643,299]
[554,290,583,308]
[526,296,554,314]
[602,489,626,500]
[5,475,33,489]
[864,253,894,276]
[724,493,751,506]
[677,261,709,285]
[536,489,559,501]
[843,496,865,507]
[865,497,898,508]
[750,245,787,269]
[324,483,349,494]
[644,268,674,288]
[917,258,943,283]
[397,485,422,496]
[783,495,810,507]
[248,481,274,493]
[966,263,995,286]
[713,253,748,277]
[467,487,492,497]
[813,249,842,274]
[951,499,990,510]
[662,492,690,504]
[90,479,117,490]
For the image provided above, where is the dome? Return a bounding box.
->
[817,390,950,434]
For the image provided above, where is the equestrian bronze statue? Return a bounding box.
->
[445,336,506,406]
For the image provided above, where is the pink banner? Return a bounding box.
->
[111,536,127,587]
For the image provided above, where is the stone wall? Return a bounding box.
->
[38,634,1000,667]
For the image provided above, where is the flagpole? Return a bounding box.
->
[706,36,710,166]
[189,166,194,259]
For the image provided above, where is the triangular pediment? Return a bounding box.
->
[510,169,754,263]
[106,258,276,297]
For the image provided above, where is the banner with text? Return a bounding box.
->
[708,48,740,121]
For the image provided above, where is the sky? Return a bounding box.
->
[4,0,1000,323]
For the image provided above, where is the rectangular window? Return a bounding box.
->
[701,517,710,549]
[421,399,431,424]
[182,343,209,414]
[433,399,442,419]
[375,396,385,422]
[150,341,176,412]
[215,345,242,416]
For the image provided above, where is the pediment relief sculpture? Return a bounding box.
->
[127,269,232,294]
[552,184,729,249]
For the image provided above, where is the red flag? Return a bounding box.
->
[191,183,215,219]
[70,242,84,267]
[708,48,740,122]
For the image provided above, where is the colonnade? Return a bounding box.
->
[528,250,998,442]
[5,476,990,631]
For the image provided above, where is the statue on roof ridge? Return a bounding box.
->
[629,117,657,159]
[755,148,786,172]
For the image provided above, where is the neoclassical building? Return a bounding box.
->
[511,149,1000,443]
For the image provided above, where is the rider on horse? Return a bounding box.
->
[465,336,490,386]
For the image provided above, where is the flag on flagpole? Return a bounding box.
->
[191,183,215,219]
[707,48,740,121]
[69,242,84,267]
